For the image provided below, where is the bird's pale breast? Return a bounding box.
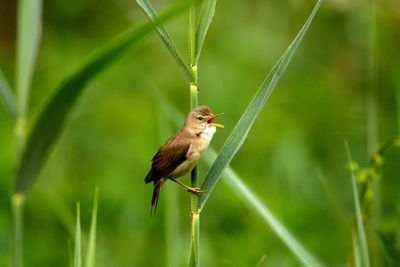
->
[168,125,216,178]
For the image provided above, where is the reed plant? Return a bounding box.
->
[137,0,323,265]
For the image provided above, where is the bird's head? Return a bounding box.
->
[184,106,224,135]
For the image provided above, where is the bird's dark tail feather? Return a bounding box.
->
[150,179,163,216]
[145,168,157,184]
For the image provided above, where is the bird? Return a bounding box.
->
[145,106,224,215]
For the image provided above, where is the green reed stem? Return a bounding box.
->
[189,0,196,66]
[189,212,200,267]
[189,67,200,267]
[189,1,200,265]
[12,194,25,267]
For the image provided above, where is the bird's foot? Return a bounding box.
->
[187,187,207,196]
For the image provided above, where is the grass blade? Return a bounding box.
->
[74,202,82,267]
[203,149,326,267]
[147,78,325,267]
[136,0,194,82]
[13,2,189,194]
[15,0,42,117]
[0,68,18,121]
[11,194,25,267]
[345,141,370,267]
[194,0,217,63]
[85,188,99,267]
[198,0,323,210]
[352,232,362,267]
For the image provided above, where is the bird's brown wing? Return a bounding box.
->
[145,135,191,183]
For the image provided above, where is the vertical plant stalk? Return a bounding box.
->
[189,0,200,266]
[12,194,25,267]
[13,1,42,266]
[15,0,42,149]
[189,212,200,267]
[345,141,370,267]
[74,202,82,267]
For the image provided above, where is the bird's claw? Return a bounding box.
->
[187,187,207,195]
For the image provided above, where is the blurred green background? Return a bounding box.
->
[0,0,399,266]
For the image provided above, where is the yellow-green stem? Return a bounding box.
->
[189,0,196,65]
[189,1,200,258]
[15,117,26,158]
[189,212,200,267]
[13,116,27,267]
[190,83,198,110]
[189,66,200,265]
[12,193,25,267]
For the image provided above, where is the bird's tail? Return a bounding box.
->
[150,179,164,216]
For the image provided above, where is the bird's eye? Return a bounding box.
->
[197,116,203,121]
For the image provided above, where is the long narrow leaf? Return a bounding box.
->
[13,1,189,194]
[85,188,99,267]
[194,0,217,63]
[147,78,325,267]
[345,141,370,267]
[74,202,82,267]
[204,149,325,267]
[16,0,42,117]
[136,0,194,82]
[352,232,362,267]
[198,0,323,210]
[0,68,18,121]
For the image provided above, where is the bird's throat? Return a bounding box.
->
[198,125,216,150]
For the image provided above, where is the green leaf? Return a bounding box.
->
[74,202,82,267]
[203,149,326,267]
[13,1,189,194]
[147,77,325,267]
[195,0,217,63]
[345,141,370,267]
[16,0,42,117]
[352,232,362,267]
[136,0,194,82]
[85,188,99,267]
[198,0,323,210]
[0,68,18,121]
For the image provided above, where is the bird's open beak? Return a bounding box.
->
[207,113,224,128]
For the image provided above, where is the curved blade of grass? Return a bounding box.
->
[136,0,194,82]
[198,0,323,210]
[74,202,82,267]
[85,187,99,267]
[203,149,326,267]
[16,0,42,117]
[194,0,217,63]
[146,78,326,267]
[13,1,189,194]
[0,68,18,121]
[352,232,362,267]
[345,141,370,267]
